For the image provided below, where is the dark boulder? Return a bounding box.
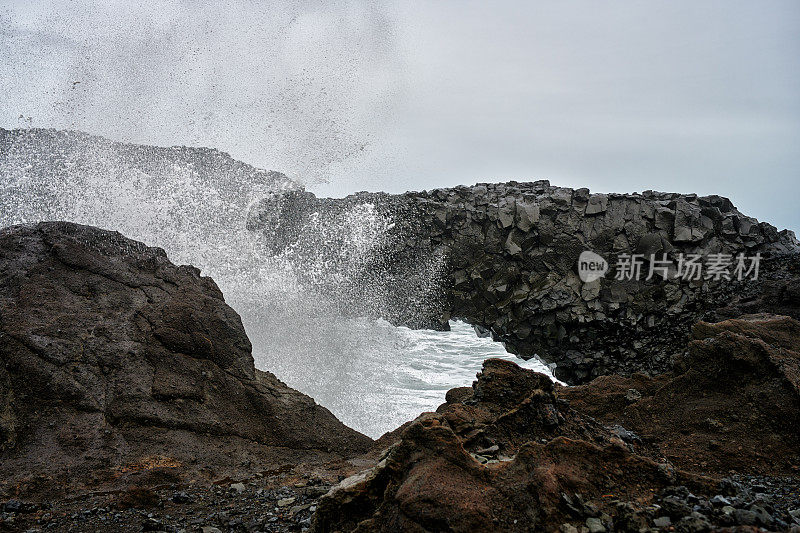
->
[0,222,371,499]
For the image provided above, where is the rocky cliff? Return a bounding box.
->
[0,222,371,499]
[250,182,800,383]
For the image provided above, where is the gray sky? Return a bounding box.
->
[2,0,798,231]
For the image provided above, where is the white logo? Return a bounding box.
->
[578,250,608,282]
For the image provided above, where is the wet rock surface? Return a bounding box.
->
[0,222,371,500]
[250,182,800,384]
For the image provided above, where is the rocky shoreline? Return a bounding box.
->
[2,217,799,532]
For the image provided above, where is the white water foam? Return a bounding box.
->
[250,318,556,438]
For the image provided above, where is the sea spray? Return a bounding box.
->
[0,128,555,437]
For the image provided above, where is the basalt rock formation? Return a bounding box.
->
[0,222,371,499]
[1,224,799,532]
[250,182,800,383]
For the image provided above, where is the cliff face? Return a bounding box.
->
[0,222,371,499]
[250,181,800,383]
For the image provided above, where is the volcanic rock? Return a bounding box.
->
[310,358,716,533]
[0,222,371,499]
[560,313,800,476]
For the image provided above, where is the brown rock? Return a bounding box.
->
[311,359,714,533]
[0,222,371,499]
[560,314,800,476]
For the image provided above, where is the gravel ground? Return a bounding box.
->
[0,472,335,533]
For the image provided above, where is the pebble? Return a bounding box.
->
[141,517,163,531]
[171,492,193,504]
[677,513,712,531]
[585,517,606,533]
[625,388,642,402]
[750,504,773,526]
[733,508,757,526]
[476,444,499,455]
[653,516,671,527]
[709,495,731,507]
[3,500,23,513]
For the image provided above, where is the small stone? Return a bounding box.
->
[230,482,245,494]
[749,504,773,527]
[733,508,757,526]
[3,500,23,513]
[660,495,692,518]
[709,495,730,507]
[171,491,193,504]
[141,517,163,531]
[201,527,223,533]
[585,517,606,533]
[677,513,712,532]
[625,389,642,402]
[277,497,296,507]
[560,524,579,533]
[289,503,312,516]
[653,516,671,527]
[476,444,499,455]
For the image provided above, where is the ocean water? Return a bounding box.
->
[247,316,556,438]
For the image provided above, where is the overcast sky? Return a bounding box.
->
[1,1,798,231]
